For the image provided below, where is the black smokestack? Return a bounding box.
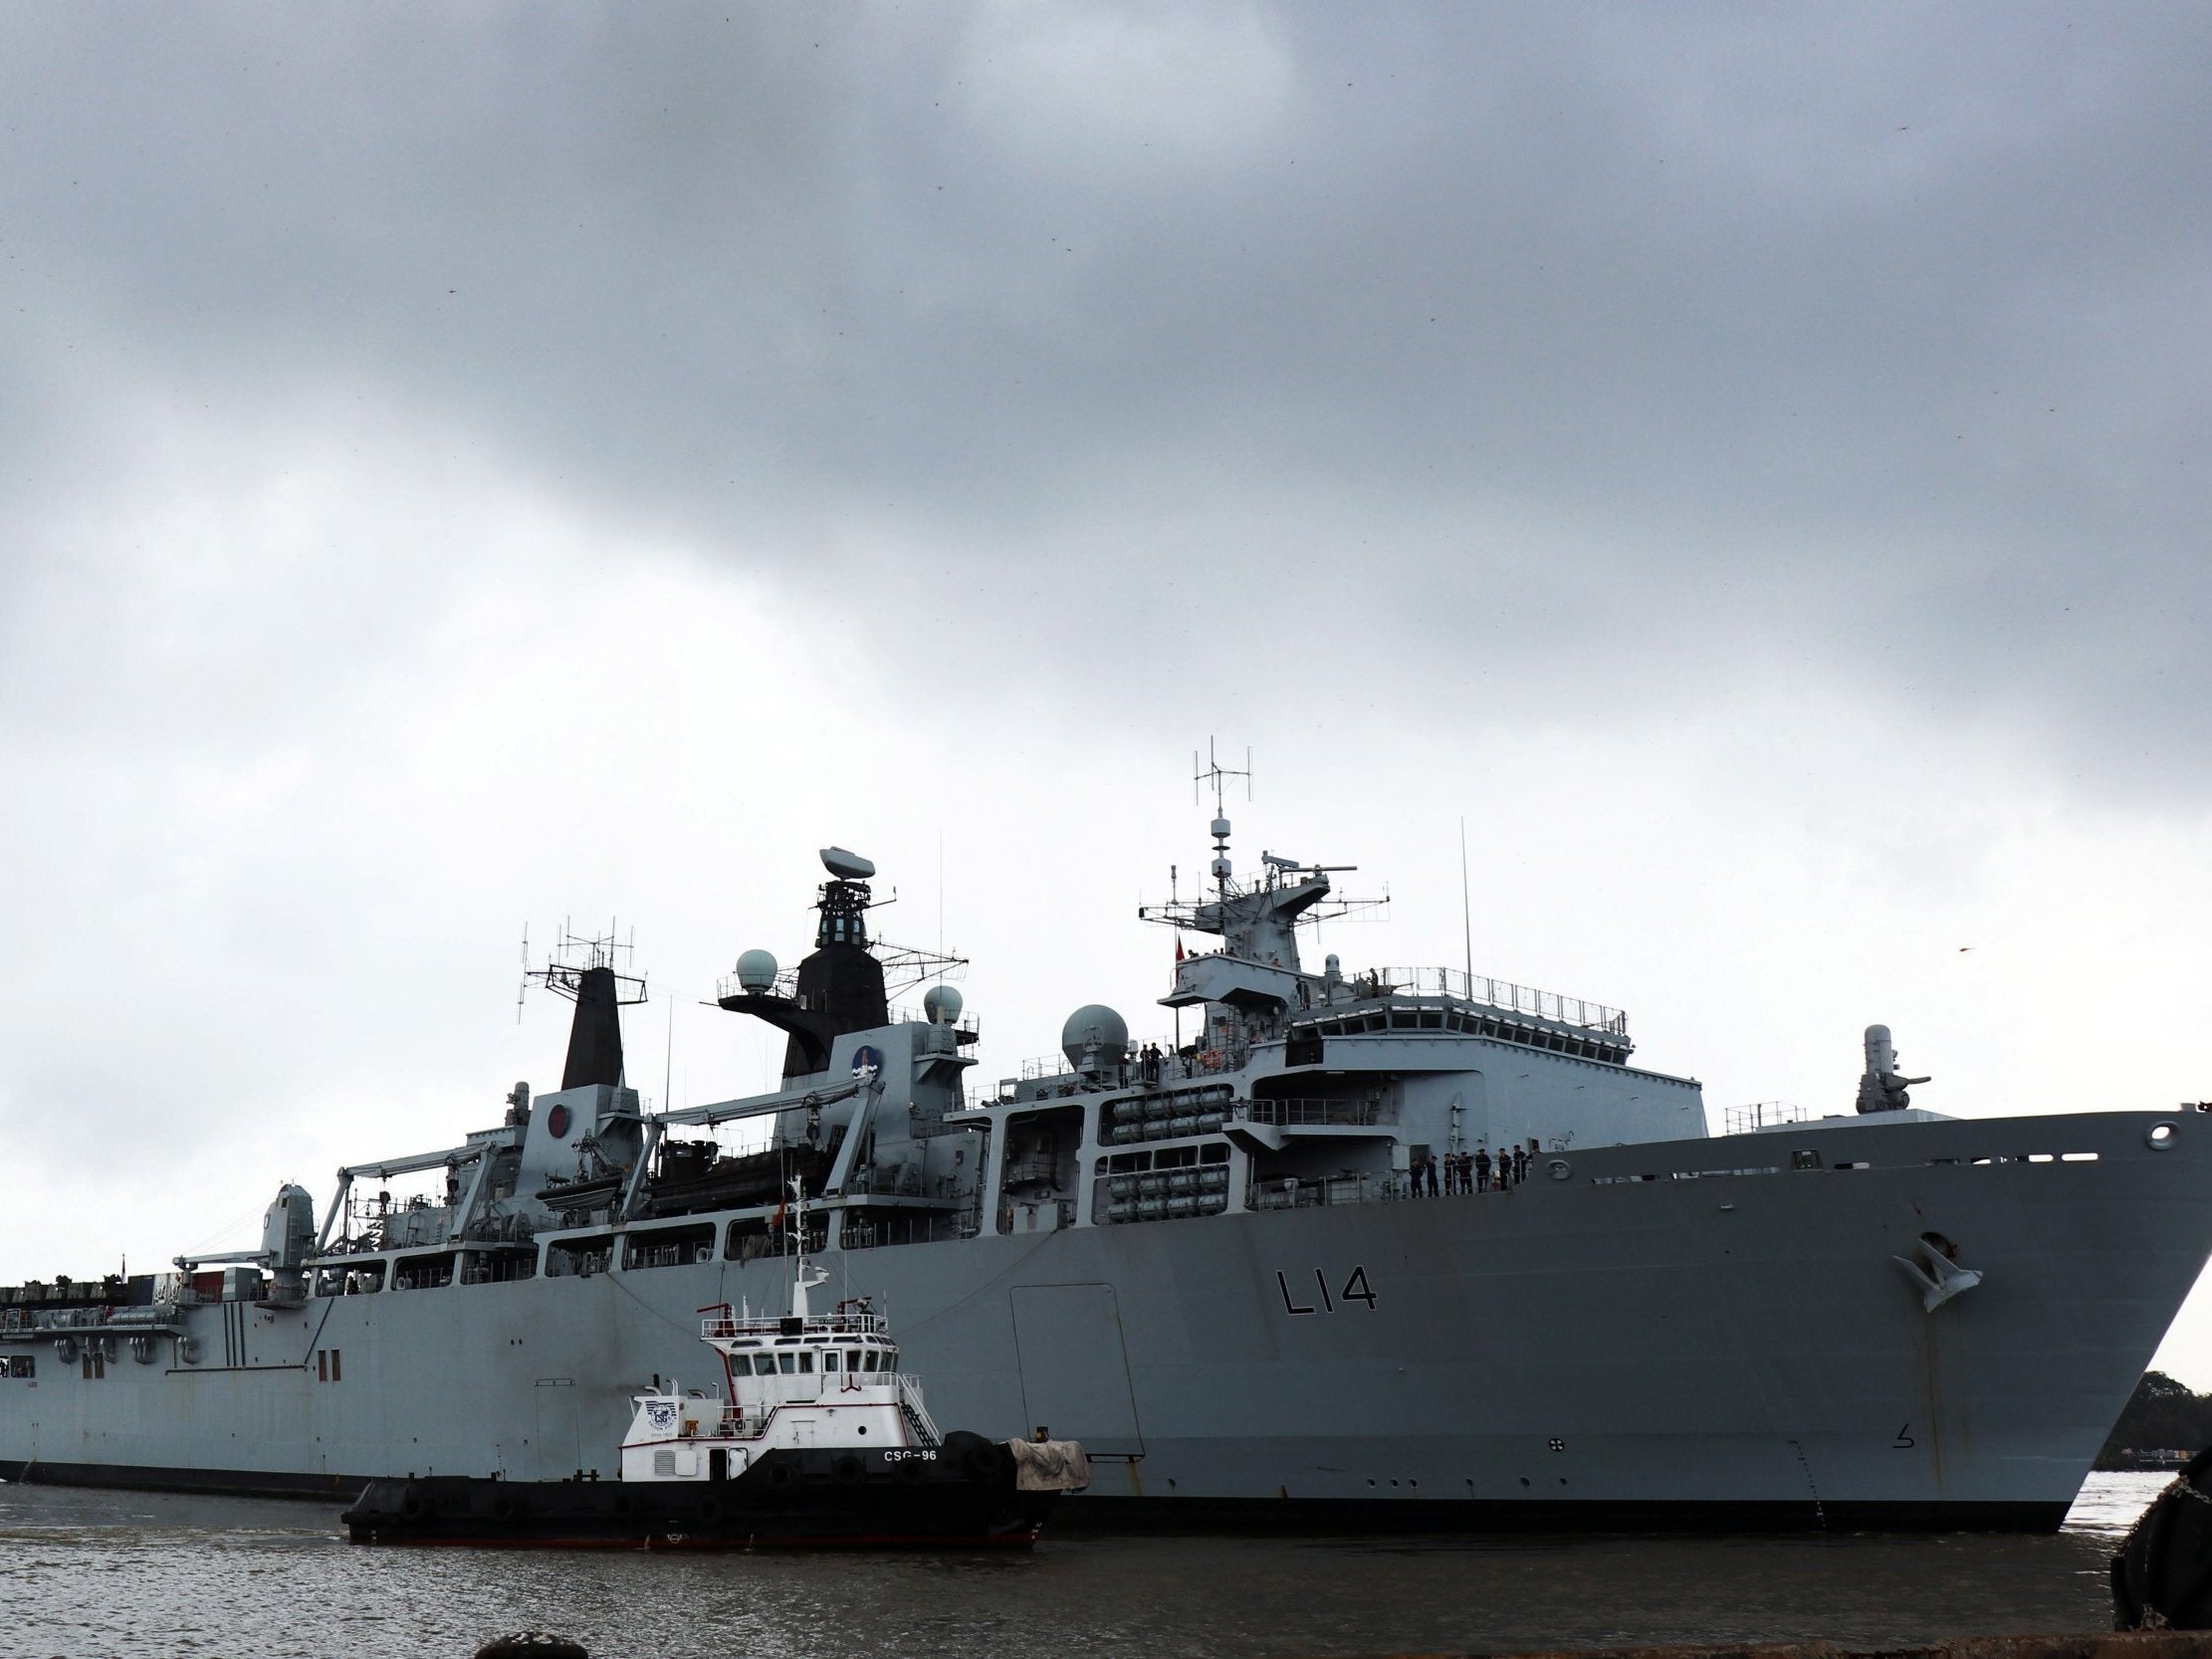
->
[560,963,626,1090]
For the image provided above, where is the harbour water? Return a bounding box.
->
[0,1473,2169,1659]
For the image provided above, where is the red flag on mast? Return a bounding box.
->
[1175,934,1186,963]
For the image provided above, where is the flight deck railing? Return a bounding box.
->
[1722,1101,1812,1135]
[1368,967,1627,1034]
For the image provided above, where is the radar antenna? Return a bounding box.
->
[1138,746,1389,945]
[1195,738,1252,901]
[524,918,649,1010]
[1195,739,1252,811]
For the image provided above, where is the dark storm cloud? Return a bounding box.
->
[4,4,2209,793]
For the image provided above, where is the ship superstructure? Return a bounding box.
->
[4,799,2210,1532]
[338,1185,1086,1549]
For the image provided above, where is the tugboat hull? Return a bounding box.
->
[341,1444,1055,1550]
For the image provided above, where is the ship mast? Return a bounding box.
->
[783,1177,827,1320]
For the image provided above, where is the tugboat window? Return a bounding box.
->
[823,1352,839,1371]
[778,1353,796,1374]
[847,1349,863,1370]
[797,1352,814,1373]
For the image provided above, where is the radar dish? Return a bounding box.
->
[734,949,777,993]
[820,847,876,880]
[923,984,964,1026]
[1060,1003,1129,1071]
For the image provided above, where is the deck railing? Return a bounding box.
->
[1367,967,1626,1034]
[1239,1098,1387,1128]
[895,1372,941,1446]
[1721,1102,1812,1136]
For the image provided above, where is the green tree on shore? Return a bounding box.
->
[2097,1371,2212,1469]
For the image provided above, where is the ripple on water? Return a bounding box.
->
[0,1473,2170,1659]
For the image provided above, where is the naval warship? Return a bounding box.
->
[4,787,2210,1531]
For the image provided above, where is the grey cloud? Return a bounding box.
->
[3,3,2210,801]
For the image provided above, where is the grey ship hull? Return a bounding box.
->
[6,1109,2206,1531]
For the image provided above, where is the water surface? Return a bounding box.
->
[0,1473,2168,1659]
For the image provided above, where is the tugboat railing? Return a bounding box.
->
[894,1372,941,1447]
[699,1303,888,1341]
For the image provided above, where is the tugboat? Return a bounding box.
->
[342,1188,1088,1549]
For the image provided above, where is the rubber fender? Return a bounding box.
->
[964,1441,1015,1481]
[2113,1445,2212,1629]
[939,1429,991,1460]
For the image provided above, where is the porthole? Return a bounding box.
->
[2147,1122,2179,1150]
[1547,1159,1572,1181]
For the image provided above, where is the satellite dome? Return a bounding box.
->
[1060,1003,1129,1071]
[734,949,778,993]
[923,984,964,1026]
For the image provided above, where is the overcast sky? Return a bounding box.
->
[3,4,2210,1383]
